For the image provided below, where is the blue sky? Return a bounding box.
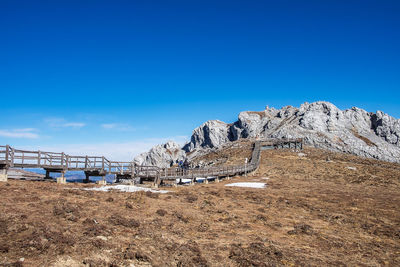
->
[1,0,399,160]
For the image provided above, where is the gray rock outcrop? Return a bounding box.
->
[133,141,186,168]
[184,101,400,163]
[183,120,231,152]
[135,101,400,167]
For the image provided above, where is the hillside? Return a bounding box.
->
[1,145,399,266]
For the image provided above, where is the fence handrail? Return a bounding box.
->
[0,138,302,181]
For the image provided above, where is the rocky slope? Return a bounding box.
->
[133,141,186,168]
[135,101,400,166]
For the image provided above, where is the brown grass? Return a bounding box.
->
[191,141,253,166]
[1,147,399,266]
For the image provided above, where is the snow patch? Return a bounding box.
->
[225,182,266,188]
[83,185,168,193]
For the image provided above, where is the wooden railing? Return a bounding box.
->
[154,140,262,185]
[1,138,302,185]
[0,145,145,175]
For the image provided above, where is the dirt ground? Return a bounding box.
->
[1,147,399,266]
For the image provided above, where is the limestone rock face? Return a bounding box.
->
[135,101,400,167]
[183,120,231,152]
[185,101,400,163]
[133,141,186,168]
[371,111,400,146]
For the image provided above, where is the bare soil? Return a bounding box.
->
[1,147,399,266]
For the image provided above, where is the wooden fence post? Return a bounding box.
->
[65,155,69,169]
[5,145,9,164]
[10,148,14,167]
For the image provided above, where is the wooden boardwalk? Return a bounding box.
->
[0,138,303,185]
[0,145,152,182]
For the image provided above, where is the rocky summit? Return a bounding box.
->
[133,141,186,168]
[134,101,400,166]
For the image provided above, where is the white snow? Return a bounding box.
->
[347,166,357,170]
[225,182,266,188]
[83,185,168,193]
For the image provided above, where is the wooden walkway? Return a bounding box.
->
[260,138,303,150]
[0,138,303,186]
[0,145,153,182]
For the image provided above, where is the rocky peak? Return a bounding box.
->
[183,120,231,152]
[371,111,400,146]
[133,141,186,168]
[184,101,400,163]
[134,101,400,167]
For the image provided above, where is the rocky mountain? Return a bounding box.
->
[133,141,186,168]
[183,120,231,152]
[134,101,400,166]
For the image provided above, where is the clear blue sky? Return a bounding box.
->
[1,0,399,160]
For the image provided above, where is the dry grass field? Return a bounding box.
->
[1,146,399,266]
[189,139,253,167]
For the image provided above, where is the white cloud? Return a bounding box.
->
[101,123,135,131]
[19,136,189,161]
[14,128,37,132]
[45,118,86,128]
[101,123,117,129]
[62,122,86,128]
[0,129,39,139]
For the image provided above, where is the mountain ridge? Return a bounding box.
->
[134,101,400,166]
